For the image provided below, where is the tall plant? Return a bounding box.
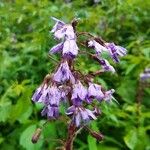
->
[31,17,127,150]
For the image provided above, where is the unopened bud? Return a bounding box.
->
[31,128,42,143]
[90,131,104,141]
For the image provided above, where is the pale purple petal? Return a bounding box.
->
[99,59,115,73]
[48,86,61,106]
[71,81,87,101]
[50,17,65,33]
[62,39,78,58]
[53,61,75,83]
[65,25,76,40]
[66,106,76,115]
[86,109,97,120]
[54,27,67,39]
[88,40,108,54]
[41,105,59,119]
[106,43,127,63]
[32,84,48,103]
[80,109,89,121]
[104,89,115,101]
[49,42,63,54]
[75,112,81,127]
[88,83,104,101]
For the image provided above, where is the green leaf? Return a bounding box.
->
[124,128,138,150]
[0,101,11,122]
[88,135,97,150]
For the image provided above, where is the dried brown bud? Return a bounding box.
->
[31,128,42,143]
[90,131,104,141]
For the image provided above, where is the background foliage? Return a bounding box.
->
[0,0,150,149]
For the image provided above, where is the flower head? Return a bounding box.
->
[53,61,75,84]
[50,17,65,33]
[62,39,78,59]
[106,43,127,63]
[49,42,63,54]
[41,105,59,119]
[88,40,108,54]
[66,106,97,127]
[47,85,61,106]
[32,84,48,103]
[99,59,115,73]
[87,83,104,102]
[71,81,87,106]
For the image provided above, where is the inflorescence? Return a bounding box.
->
[31,17,127,147]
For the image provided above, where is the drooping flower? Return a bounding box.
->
[41,105,59,119]
[66,106,97,127]
[88,40,108,54]
[53,61,75,84]
[52,23,76,40]
[32,84,48,103]
[87,83,104,102]
[47,85,61,106]
[58,85,71,101]
[49,42,63,54]
[71,81,87,106]
[62,39,78,58]
[98,59,115,73]
[105,43,127,63]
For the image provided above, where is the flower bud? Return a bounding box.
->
[90,131,104,141]
[31,128,42,143]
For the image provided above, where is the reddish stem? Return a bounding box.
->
[65,124,77,150]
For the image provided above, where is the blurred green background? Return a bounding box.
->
[0,0,150,149]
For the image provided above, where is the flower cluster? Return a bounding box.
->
[32,17,127,128]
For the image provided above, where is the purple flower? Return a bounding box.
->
[41,105,59,119]
[54,27,67,39]
[32,84,48,103]
[87,83,104,101]
[62,39,78,59]
[99,59,115,73]
[50,17,65,33]
[140,73,150,81]
[59,85,71,101]
[65,25,76,39]
[49,42,63,54]
[47,85,61,106]
[53,61,75,84]
[88,40,108,54]
[104,89,115,101]
[66,106,97,127]
[106,43,127,63]
[71,81,87,106]
[53,24,76,40]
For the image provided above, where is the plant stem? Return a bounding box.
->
[65,124,77,150]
